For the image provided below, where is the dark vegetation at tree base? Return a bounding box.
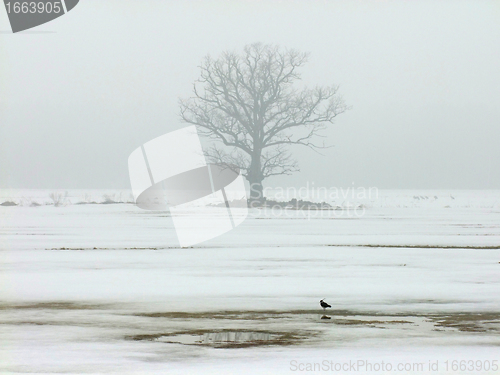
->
[0,201,17,206]
[210,198,345,210]
[256,198,335,210]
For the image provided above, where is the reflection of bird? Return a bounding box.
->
[320,299,331,311]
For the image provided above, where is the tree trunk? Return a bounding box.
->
[248,179,264,206]
[247,148,264,206]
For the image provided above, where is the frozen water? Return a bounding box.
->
[0,190,499,373]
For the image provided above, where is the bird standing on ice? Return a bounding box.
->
[320,299,331,311]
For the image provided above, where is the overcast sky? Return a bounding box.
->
[1,0,499,190]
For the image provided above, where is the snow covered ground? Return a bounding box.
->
[0,190,499,374]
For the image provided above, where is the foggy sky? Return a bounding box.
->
[1,0,499,190]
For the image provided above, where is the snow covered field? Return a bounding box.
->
[0,190,499,374]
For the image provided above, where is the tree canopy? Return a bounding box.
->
[180,43,348,202]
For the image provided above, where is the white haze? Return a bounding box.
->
[1,0,499,190]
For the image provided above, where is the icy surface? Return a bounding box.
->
[0,190,499,374]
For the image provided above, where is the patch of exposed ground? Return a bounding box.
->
[327,244,500,249]
[126,329,311,348]
[334,319,413,326]
[133,309,500,336]
[134,309,385,319]
[2,302,499,348]
[426,312,500,333]
[0,302,110,310]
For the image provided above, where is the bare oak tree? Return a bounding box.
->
[180,43,348,203]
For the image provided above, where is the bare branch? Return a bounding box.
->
[179,42,348,198]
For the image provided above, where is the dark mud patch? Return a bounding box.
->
[0,301,111,311]
[134,309,368,320]
[47,247,164,250]
[135,311,278,321]
[133,309,500,336]
[334,319,413,326]
[327,244,500,249]
[427,312,500,333]
[126,329,311,348]
[394,298,478,305]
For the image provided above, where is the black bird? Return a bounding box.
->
[320,299,331,311]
